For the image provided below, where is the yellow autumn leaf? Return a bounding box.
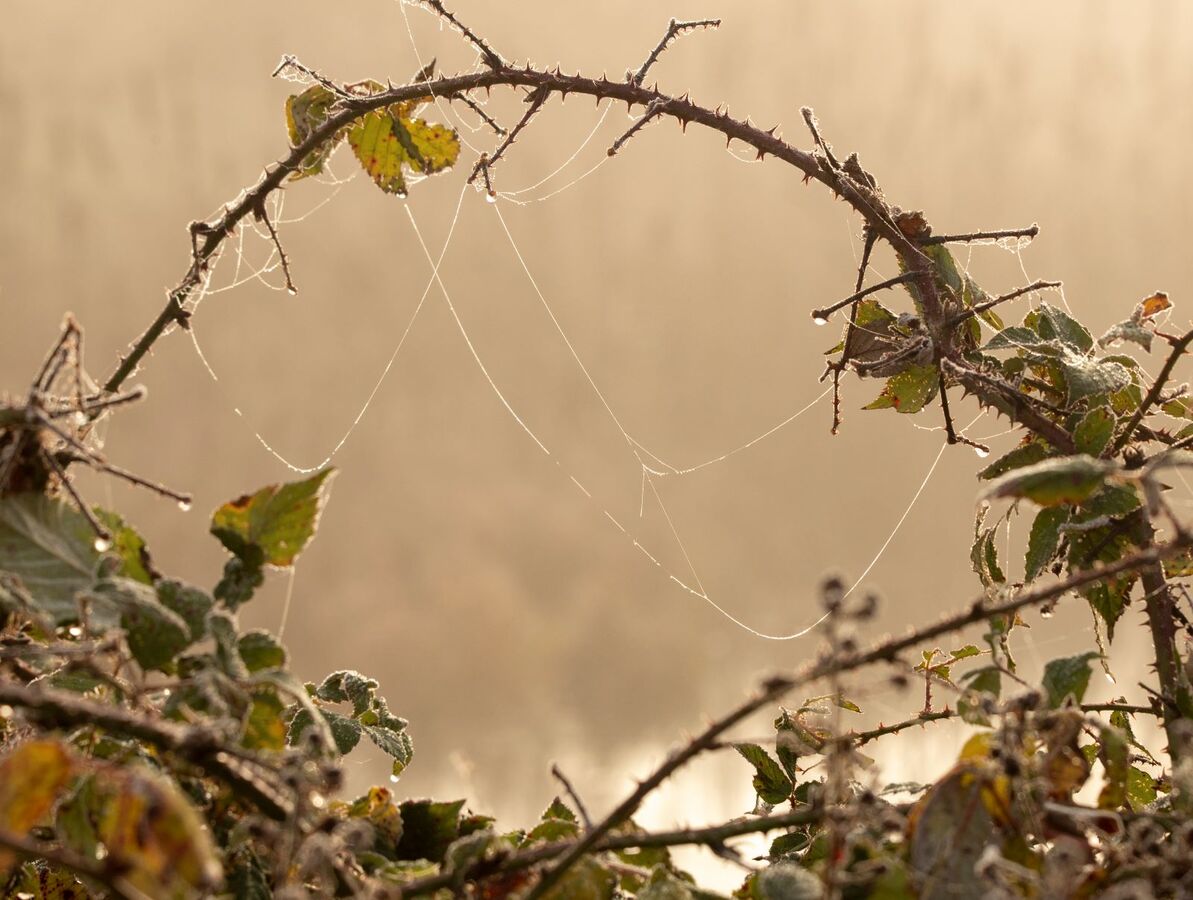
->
[0,740,78,874]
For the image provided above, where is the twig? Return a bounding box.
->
[1111,326,1193,455]
[457,93,506,135]
[0,681,294,821]
[411,0,504,71]
[524,675,795,899]
[254,198,297,295]
[948,280,1063,328]
[550,764,592,830]
[922,224,1039,246]
[632,18,721,86]
[812,272,918,323]
[608,100,665,156]
[831,227,879,434]
[937,367,990,455]
[467,87,548,185]
[801,107,841,170]
[397,805,822,897]
[793,535,1193,692]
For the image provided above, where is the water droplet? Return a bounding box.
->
[309,792,326,809]
[178,499,193,512]
[68,626,83,639]
[1104,671,1117,685]
[287,287,297,297]
[72,412,88,427]
[94,536,112,553]
[485,192,497,204]
[812,315,829,326]
[389,774,401,784]
[0,705,13,720]
[973,446,990,459]
[1040,607,1054,619]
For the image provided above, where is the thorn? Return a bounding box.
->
[767,125,778,136]
[755,149,765,161]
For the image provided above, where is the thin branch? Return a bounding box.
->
[1111,326,1193,455]
[0,681,294,821]
[632,18,721,86]
[812,272,918,323]
[550,764,592,830]
[937,366,990,455]
[40,450,109,545]
[467,86,549,185]
[800,107,841,171]
[456,92,506,135]
[948,280,1063,328]
[254,199,296,295]
[397,805,822,897]
[831,227,879,434]
[411,0,504,71]
[793,535,1193,692]
[524,675,796,899]
[607,100,664,156]
[922,224,1039,246]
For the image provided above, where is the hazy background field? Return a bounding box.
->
[3,1,1192,886]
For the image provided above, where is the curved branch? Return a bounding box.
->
[105,67,931,395]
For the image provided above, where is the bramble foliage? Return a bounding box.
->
[2,11,1193,900]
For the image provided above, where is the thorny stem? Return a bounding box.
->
[947,280,1063,328]
[106,67,945,398]
[811,272,919,323]
[922,224,1039,246]
[524,674,796,899]
[1132,517,1189,763]
[632,18,721,86]
[398,805,824,897]
[1111,326,1193,455]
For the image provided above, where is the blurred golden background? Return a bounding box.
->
[3,1,1192,884]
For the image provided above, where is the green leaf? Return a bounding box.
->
[1125,766,1158,811]
[284,84,343,179]
[93,577,191,671]
[0,494,104,624]
[1041,652,1100,708]
[637,865,695,900]
[540,856,617,900]
[1097,724,1129,810]
[316,670,378,715]
[211,469,335,569]
[208,609,248,680]
[94,509,156,584]
[1074,408,1116,457]
[863,363,938,414]
[1025,507,1068,581]
[958,667,1001,726]
[1058,356,1132,404]
[242,688,287,751]
[983,327,1065,354]
[981,455,1116,507]
[750,862,824,899]
[155,579,213,642]
[1026,302,1094,353]
[734,743,793,805]
[395,799,465,862]
[348,108,461,197]
[363,720,414,777]
[213,556,264,610]
[978,441,1051,481]
[237,629,287,672]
